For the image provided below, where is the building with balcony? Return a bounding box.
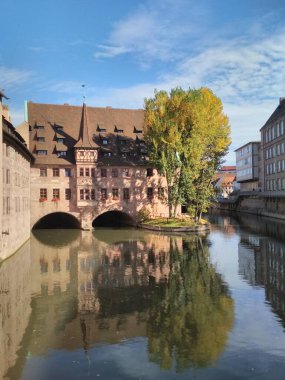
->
[28,101,169,229]
[235,141,260,191]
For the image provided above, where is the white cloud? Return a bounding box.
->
[94,0,194,65]
[0,66,33,89]
[45,20,285,165]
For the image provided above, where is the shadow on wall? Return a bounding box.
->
[33,212,81,229]
[92,211,136,228]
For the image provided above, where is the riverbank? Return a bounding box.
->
[215,193,285,222]
[138,217,210,233]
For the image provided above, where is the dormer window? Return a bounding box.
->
[36,123,44,130]
[103,152,112,157]
[37,137,45,142]
[134,127,143,134]
[55,125,63,131]
[57,151,67,157]
[37,149,47,155]
[115,126,124,133]
[57,138,64,144]
[97,125,106,132]
[102,138,108,145]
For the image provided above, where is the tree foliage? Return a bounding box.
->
[144,87,231,221]
[147,237,234,371]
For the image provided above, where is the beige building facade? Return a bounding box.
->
[28,102,170,230]
[0,92,33,261]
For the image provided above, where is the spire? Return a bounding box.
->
[74,102,96,148]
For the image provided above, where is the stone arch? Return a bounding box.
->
[92,210,136,228]
[32,212,81,230]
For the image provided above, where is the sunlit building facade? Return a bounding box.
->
[28,102,170,229]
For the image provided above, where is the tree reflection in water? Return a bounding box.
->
[147,237,234,371]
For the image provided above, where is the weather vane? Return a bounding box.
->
[81,84,86,102]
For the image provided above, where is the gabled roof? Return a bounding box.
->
[74,102,98,149]
[28,102,145,165]
[260,99,285,130]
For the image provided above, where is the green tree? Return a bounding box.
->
[144,87,231,221]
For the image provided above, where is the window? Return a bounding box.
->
[79,168,84,177]
[6,169,10,184]
[101,188,107,200]
[58,151,67,157]
[57,138,64,143]
[40,167,47,177]
[91,168,95,177]
[65,189,71,200]
[123,168,130,177]
[91,189,95,200]
[101,168,107,177]
[102,139,108,145]
[53,189,60,199]
[80,189,84,200]
[112,168,118,178]
[112,188,119,200]
[37,137,45,142]
[158,187,164,199]
[123,188,130,200]
[37,125,44,130]
[53,168,60,177]
[147,187,153,200]
[85,168,90,177]
[147,168,153,177]
[40,188,47,199]
[65,168,71,177]
[85,189,90,200]
[37,150,47,155]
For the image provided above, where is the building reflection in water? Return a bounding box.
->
[0,241,31,380]
[2,228,234,378]
[236,214,285,325]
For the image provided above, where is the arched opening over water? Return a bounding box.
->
[33,212,81,229]
[92,211,136,228]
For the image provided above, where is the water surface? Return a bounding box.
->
[1,214,285,379]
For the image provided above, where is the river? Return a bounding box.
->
[1,213,285,379]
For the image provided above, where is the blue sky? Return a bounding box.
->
[1,0,285,163]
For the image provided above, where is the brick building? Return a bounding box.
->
[260,98,285,192]
[28,101,169,229]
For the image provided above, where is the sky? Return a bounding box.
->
[1,0,285,164]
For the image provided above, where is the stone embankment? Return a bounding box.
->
[138,223,210,233]
[214,191,285,221]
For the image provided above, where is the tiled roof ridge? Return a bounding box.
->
[28,101,144,112]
